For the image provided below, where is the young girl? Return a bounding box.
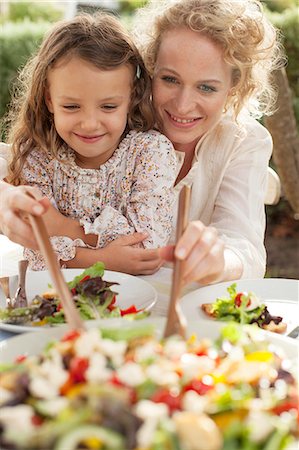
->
[4,13,177,271]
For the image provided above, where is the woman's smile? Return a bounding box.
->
[166,111,202,127]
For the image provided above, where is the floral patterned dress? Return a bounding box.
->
[22,130,177,270]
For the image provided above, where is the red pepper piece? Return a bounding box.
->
[120,305,139,316]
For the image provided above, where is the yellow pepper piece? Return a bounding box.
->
[245,351,273,362]
[82,437,103,448]
[213,409,247,430]
[66,383,85,398]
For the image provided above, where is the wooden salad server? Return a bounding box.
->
[28,214,85,331]
[164,184,191,338]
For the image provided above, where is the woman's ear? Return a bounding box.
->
[45,88,54,113]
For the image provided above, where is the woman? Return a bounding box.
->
[0,0,283,284]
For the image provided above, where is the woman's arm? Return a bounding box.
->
[161,118,272,285]
[0,180,49,249]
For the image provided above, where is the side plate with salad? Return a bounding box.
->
[0,263,157,333]
[180,278,299,335]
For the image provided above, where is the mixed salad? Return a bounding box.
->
[0,323,297,450]
[0,263,148,326]
[201,283,286,333]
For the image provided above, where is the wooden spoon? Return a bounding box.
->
[164,184,191,338]
[28,214,85,331]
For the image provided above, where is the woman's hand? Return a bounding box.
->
[67,233,163,275]
[0,181,50,249]
[160,221,227,285]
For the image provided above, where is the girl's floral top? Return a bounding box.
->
[21,130,177,270]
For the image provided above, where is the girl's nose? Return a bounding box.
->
[81,114,98,131]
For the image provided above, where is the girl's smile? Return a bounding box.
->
[46,56,132,169]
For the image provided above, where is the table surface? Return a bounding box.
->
[1,236,298,343]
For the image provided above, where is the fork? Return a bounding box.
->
[0,277,12,308]
[164,184,191,338]
[13,260,29,308]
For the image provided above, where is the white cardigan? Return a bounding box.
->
[172,111,272,278]
[0,110,272,278]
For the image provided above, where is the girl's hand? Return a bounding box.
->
[160,221,226,285]
[67,233,163,275]
[103,234,163,275]
[0,182,49,249]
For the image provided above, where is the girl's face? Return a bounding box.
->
[46,56,132,168]
[152,28,233,154]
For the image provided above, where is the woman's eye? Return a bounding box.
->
[161,75,178,84]
[199,84,217,93]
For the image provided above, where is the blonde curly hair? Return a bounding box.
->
[133,0,285,119]
[6,13,155,185]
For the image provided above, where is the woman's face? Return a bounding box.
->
[152,28,233,153]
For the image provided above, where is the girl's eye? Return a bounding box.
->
[102,104,118,110]
[63,105,79,110]
[199,84,217,93]
[161,75,178,84]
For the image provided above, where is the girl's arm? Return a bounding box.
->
[65,233,162,275]
[43,204,97,246]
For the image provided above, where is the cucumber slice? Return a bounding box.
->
[54,425,123,450]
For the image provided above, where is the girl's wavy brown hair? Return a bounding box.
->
[6,13,155,185]
[134,0,285,120]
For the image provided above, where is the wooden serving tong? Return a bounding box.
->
[164,184,191,338]
[28,214,85,331]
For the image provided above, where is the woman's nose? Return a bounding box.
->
[175,88,195,114]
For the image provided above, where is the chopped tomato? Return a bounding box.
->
[120,305,140,316]
[80,275,91,283]
[109,374,137,404]
[31,415,43,426]
[108,296,117,311]
[272,399,299,416]
[69,357,89,383]
[151,388,182,413]
[56,302,63,312]
[15,354,27,363]
[183,379,214,395]
[235,292,250,307]
[109,373,123,386]
[61,330,81,342]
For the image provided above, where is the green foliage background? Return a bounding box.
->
[0,0,298,135]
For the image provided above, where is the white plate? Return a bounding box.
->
[0,316,298,363]
[0,269,157,333]
[180,278,299,335]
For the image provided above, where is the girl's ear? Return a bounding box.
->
[45,87,54,113]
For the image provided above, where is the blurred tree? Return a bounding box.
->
[264,68,299,214]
